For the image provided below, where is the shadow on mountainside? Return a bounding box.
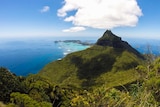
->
[70,53,116,87]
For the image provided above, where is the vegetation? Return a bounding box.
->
[1,57,160,106]
[39,45,143,89]
[0,67,24,103]
[97,30,121,43]
[0,31,160,106]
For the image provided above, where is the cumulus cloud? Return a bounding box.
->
[40,6,50,13]
[62,26,86,32]
[57,0,142,32]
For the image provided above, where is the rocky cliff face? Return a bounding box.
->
[96,30,144,59]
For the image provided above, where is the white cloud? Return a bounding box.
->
[40,6,50,13]
[58,0,142,32]
[62,26,86,32]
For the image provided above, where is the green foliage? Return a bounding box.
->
[37,53,160,107]
[134,57,160,105]
[96,69,139,88]
[21,74,54,102]
[10,92,52,107]
[2,56,160,107]
[0,69,55,106]
[136,65,148,74]
[0,67,24,102]
[40,45,142,88]
[113,51,140,71]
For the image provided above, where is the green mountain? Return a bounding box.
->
[39,30,144,89]
[2,30,160,106]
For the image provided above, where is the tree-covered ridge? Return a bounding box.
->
[0,57,160,106]
[39,44,143,88]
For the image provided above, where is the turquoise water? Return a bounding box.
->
[57,42,90,56]
[0,38,90,75]
[0,37,160,76]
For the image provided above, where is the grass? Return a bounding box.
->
[95,69,139,88]
[39,45,143,88]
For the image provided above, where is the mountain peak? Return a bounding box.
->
[96,30,144,58]
[96,30,121,47]
[104,30,121,40]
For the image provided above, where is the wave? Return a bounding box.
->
[63,52,68,55]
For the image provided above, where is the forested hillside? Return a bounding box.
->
[39,30,143,89]
[0,57,160,106]
[0,31,160,107]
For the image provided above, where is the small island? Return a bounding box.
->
[54,40,94,46]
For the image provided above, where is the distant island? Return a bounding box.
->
[54,40,94,46]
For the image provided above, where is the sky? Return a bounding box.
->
[0,0,160,39]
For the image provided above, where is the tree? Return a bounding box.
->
[0,67,23,103]
[21,74,54,102]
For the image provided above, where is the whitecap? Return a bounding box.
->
[57,58,62,60]
[67,49,71,52]
[63,52,68,55]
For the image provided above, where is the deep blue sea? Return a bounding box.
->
[0,37,91,75]
[0,37,160,76]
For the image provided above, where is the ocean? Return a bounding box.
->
[0,37,160,76]
[0,37,90,75]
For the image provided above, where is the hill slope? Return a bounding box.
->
[39,30,144,88]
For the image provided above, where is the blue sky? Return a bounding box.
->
[0,0,160,39]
